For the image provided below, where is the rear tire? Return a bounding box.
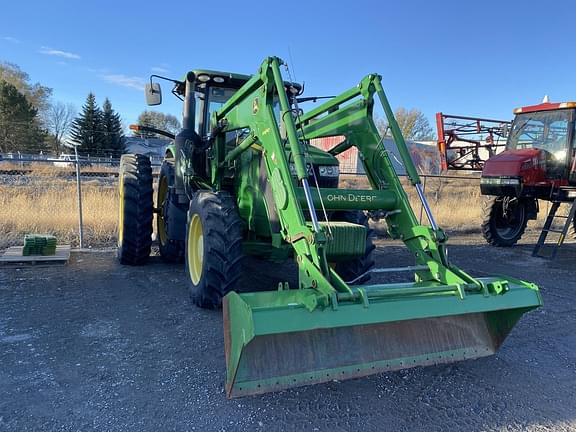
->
[117,154,153,265]
[185,191,244,309]
[332,210,375,283]
[481,196,529,247]
[157,160,185,263]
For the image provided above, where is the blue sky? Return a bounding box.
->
[1,0,575,132]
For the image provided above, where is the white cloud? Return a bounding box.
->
[1,36,20,43]
[101,74,145,91]
[84,67,108,74]
[39,46,81,60]
[151,66,169,74]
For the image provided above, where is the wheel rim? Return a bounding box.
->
[157,174,169,246]
[187,214,204,285]
[118,172,124,246]
[494,199,526,240]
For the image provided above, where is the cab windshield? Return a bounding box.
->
[508,110,572,162]
[206,87,237,128]
[202,86,281,135]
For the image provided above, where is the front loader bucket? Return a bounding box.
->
[223,278,541,398]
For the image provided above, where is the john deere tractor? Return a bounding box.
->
[118,57,542,398]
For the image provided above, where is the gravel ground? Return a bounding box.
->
[0,235,575,432]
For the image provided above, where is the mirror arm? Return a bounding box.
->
[172,88,184,101]
[150,74,184,93]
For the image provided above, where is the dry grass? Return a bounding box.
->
[340,175,483,231]
[402,177,483,230]
[339,175,558,235]
[1,170,561,251]
[0,178,118,250]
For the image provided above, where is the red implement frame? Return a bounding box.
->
[436,113,511,171]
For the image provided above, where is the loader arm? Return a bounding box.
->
[211,57,344,303]
[207,57,541,398]
[295,73,485,293]
[212,57,482,299]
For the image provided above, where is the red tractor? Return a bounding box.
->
[437,101,576,248]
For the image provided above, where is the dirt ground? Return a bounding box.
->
[0,234,575,432]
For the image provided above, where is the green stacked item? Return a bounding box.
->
[22,234,57,256]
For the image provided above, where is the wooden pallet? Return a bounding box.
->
[0,245,71,266]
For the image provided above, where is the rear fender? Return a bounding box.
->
[166,200,187,241]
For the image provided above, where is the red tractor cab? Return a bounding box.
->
[480,101,576,246]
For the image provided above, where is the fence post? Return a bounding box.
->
[73,145,84,249]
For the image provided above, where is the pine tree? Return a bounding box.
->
[0,81,46,153]
[102,98,125,157]
[70,93,104,155]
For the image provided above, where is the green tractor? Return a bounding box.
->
[118,57,542,398]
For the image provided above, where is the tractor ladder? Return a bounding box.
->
[532,196,576,259]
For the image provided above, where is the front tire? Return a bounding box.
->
[185,191,244,309]
[481,196,529,247]
[117,154,153,265]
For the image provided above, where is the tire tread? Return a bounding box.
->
[186,191,244,309]
[117,154,153,265]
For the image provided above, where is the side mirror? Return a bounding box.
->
[145,82,162,106]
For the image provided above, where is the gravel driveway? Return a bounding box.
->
[0,236,575,431]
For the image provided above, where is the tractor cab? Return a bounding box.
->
[147,69,298,138]
[481,102,576,197]
[479,101,576,248]
[185,70,251,138]
[145,69,339,188]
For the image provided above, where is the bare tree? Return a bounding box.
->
[376,107,435,141]
[45,101,76,153]
[135,111,181,138]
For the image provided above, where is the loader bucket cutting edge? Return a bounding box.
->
[223,280,541,398]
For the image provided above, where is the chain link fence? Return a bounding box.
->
[1,152,489,251]
[2,150,570,257]
[0,154,162,251]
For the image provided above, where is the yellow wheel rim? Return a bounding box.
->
[187,214,204,285]
[157,175,169,246]
[118,172,124,246]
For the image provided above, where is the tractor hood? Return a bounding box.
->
[482,148,541,177]
[305,145,339,166]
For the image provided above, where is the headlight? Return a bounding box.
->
[289,163,315,176]
[480,177,498,185]
[480,177,520,185]
[553,149,567,161]
[318,165,340,177]
[501,178,520,185]
[289,163,340,178]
